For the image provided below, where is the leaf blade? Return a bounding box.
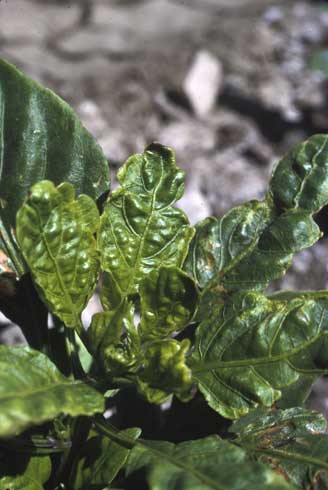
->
[16,180,100,328]
[0,58,109,274]
[0,346,104,438]
[192,291,328,418]
[98,144,194,301]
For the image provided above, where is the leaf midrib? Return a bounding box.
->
[95,419,234,490]
[191,330,326,373]
[35,204,80,328]
[0,378,87,401]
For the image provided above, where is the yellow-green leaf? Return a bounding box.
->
[16,180,99,329]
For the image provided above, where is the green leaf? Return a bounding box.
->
[186,135,328,293]
[136,338,193,403]
[191,291,328,419]
[0,346,104,438]
[88,300,141,377]
[16,180,99,329]
[0,454,51,490]
[98,143,194,301]
[0,58,109,276]
[230,408,328,489]
[139,266,199,340]
[94,418,292,490]
[126,436,292,490]
[269,134,328,212]
[72,428,141,489]
[185,202,321,294]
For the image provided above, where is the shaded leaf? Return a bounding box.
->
[0,273,48,352]
[191,291,328,419]
[72,428,141,489]
[16,180,99,329]
[230,408,328,489]
[98,143,194,301]
[0,346,104,438]
[139,266,199,340]
[126,436,292,490]
[0,454,51,490]
[0,58,109,275]
[94,418,292,490]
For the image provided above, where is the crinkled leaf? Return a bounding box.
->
[0,58,109,276]
[0,454,51,490]
[16,180,99,328]
[186,135,328,293]
[136,338,193,403]
[192,291,328,419]
[125,435,292,490]
[269,134,328,212]
[98,143,194,301]
[88,300,141,376]
[0,346,104,438]
[72,428,141,490]
[231,408,328,489]
[185,203,321,293]
[139,266,199,340]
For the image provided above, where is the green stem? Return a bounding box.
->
[65,326,85,380]
[94,416,139,450]
[0,219,25,276]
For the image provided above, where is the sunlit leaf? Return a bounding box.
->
[16,180,99,329]
[98,143,194,302]
[191,291,328,418]
[231,407,328,489]
[0,346,104,438]
[139,266,199,341]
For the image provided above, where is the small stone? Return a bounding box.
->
[183,51,222,118]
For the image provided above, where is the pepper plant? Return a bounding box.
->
[1,58,328,489]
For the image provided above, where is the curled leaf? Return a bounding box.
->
[137,338,193,403]
[139,266,199,340]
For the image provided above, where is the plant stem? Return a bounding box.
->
[0,219,25,276]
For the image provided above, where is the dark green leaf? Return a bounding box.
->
[94,418,292,490]
[191,291,328,419]
[269,134,328,212]
[186,135,328,293]
[16,180,99,329]
[126,436,292,490]
[230,408,328,489]
[185,202,321,293]
[72,428,141,489]
[0,58,109,276]
[98,143,194,302]
[0,346,104,438]
[139,266,199,340]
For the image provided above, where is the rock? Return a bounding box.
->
[198,153,268,217]
[0,325,26,346]
[177,178,212,225]
[183,51,223,118]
